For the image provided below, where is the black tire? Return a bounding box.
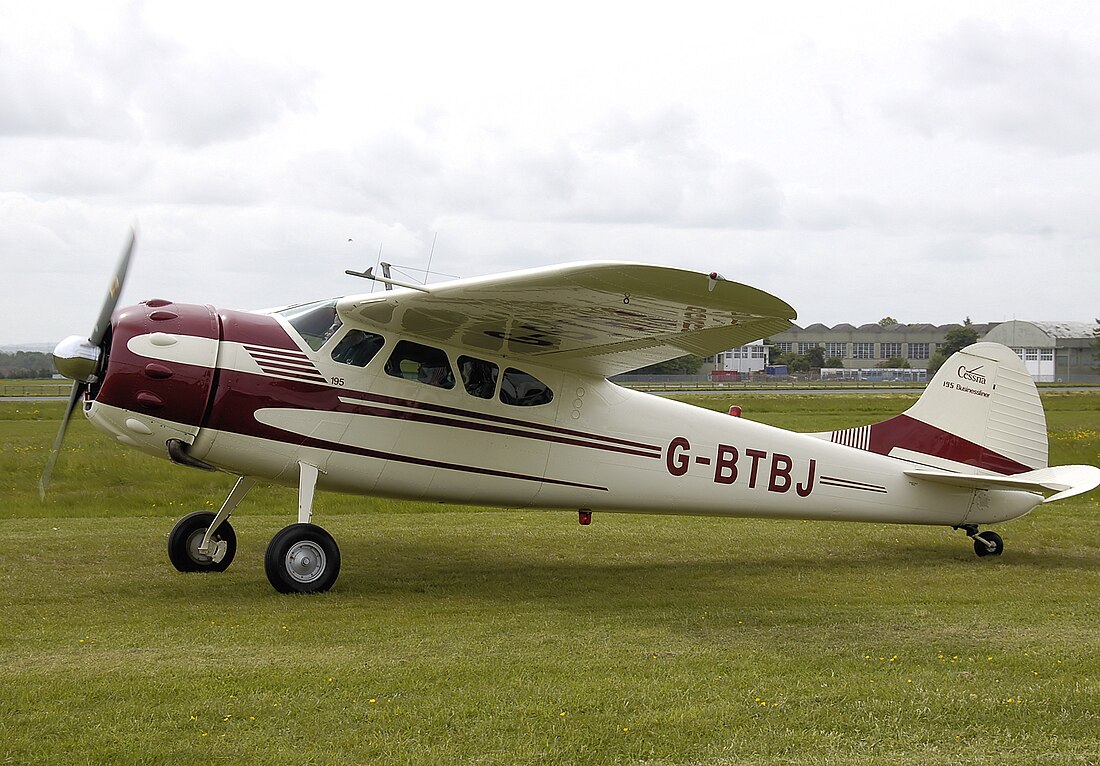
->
[168,511,237,572]
[973,530,1004,557]
[264,523,341,594]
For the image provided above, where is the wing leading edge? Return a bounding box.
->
[336,261,796,376]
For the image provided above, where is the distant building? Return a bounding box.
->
[768,322,995,369]
[706,320,1099,382]
[982,321,1097,382]
[712,341,770,374]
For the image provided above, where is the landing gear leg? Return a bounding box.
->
[264,462,341,594]
[167,476,255,573]
[958,524,1005,557]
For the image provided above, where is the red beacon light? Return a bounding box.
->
[728,405,742,417]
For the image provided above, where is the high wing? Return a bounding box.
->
[336,261,796,376]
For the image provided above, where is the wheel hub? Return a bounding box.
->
[285,541,326,584]
[185,529,213,564]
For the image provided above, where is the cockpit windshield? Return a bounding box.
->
[277,300,342,351]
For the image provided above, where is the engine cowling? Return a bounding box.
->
[90,300,221,448]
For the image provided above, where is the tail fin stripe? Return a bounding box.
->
[831,425,870,450]
[868,414,1032,475]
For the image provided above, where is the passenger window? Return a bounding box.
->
[458,356,499,399]
[384,341,455,389]
[331,330,385,367]
[499,368,554,407]
[277,300,342,351]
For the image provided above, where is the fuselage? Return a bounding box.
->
[84,299,1042,529]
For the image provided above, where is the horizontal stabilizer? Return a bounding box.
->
[904,465,1100,504]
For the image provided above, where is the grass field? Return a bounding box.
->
[2,394,1099,765]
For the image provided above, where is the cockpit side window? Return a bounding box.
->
[384,340,456,390]
[277,300,342,351]
[499,368,554,407]
[458,356,499,399]
[331,330,386,367]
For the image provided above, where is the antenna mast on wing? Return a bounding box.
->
[344,233,453,293]
[344,264,434,293]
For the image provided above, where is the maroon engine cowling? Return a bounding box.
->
[94,300,221,431]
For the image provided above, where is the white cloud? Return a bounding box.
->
[1,2,1098,345]
[886,19,1100,154]
[0,2,316,147]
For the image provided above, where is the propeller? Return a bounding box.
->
[39,229,137,500]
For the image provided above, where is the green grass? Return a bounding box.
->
[2,395,1100,765]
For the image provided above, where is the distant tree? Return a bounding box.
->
[787,355,812,373]
[929,320,981,373]
[630,354,705,375]
[823,357,845,368]
[877,316,899,326]
[941,322,980,356]
[805,346,826,370]
[0,351,55,379]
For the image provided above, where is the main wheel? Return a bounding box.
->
[973,530,1004,557]
[168,511,237,572]
[264,523,341,594]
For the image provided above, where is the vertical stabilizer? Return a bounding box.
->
[821,342,1048,475]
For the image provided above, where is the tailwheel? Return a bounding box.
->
[973,530,1004,558]
[265,523,341,594]
[168,511,237,572]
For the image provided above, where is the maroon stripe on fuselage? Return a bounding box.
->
[253,359,326,376]
[338,390,661,453]
[205,370,607,491]
[867,414,1031,475]
[338,399,660,458]
[243,345,311,359]
[206,369,660,460]
[262,369,328,384]
[292,431,608,492]
[248,351,315,365]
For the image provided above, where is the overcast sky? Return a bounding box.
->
[2,1,1098,345]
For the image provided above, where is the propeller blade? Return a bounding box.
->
[89,228,137,346]
[39,380,87,500]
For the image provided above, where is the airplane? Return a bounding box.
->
[42,231,1100,594]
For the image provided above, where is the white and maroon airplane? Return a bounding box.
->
[43,232,1100,593]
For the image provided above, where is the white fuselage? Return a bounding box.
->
[84,324,1043,530]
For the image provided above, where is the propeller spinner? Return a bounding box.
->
[39,230,137,499]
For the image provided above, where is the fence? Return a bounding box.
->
[0,382,72,397]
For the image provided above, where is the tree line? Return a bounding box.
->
[0,351,56,379]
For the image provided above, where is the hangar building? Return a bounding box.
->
[708,320,1098,382]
